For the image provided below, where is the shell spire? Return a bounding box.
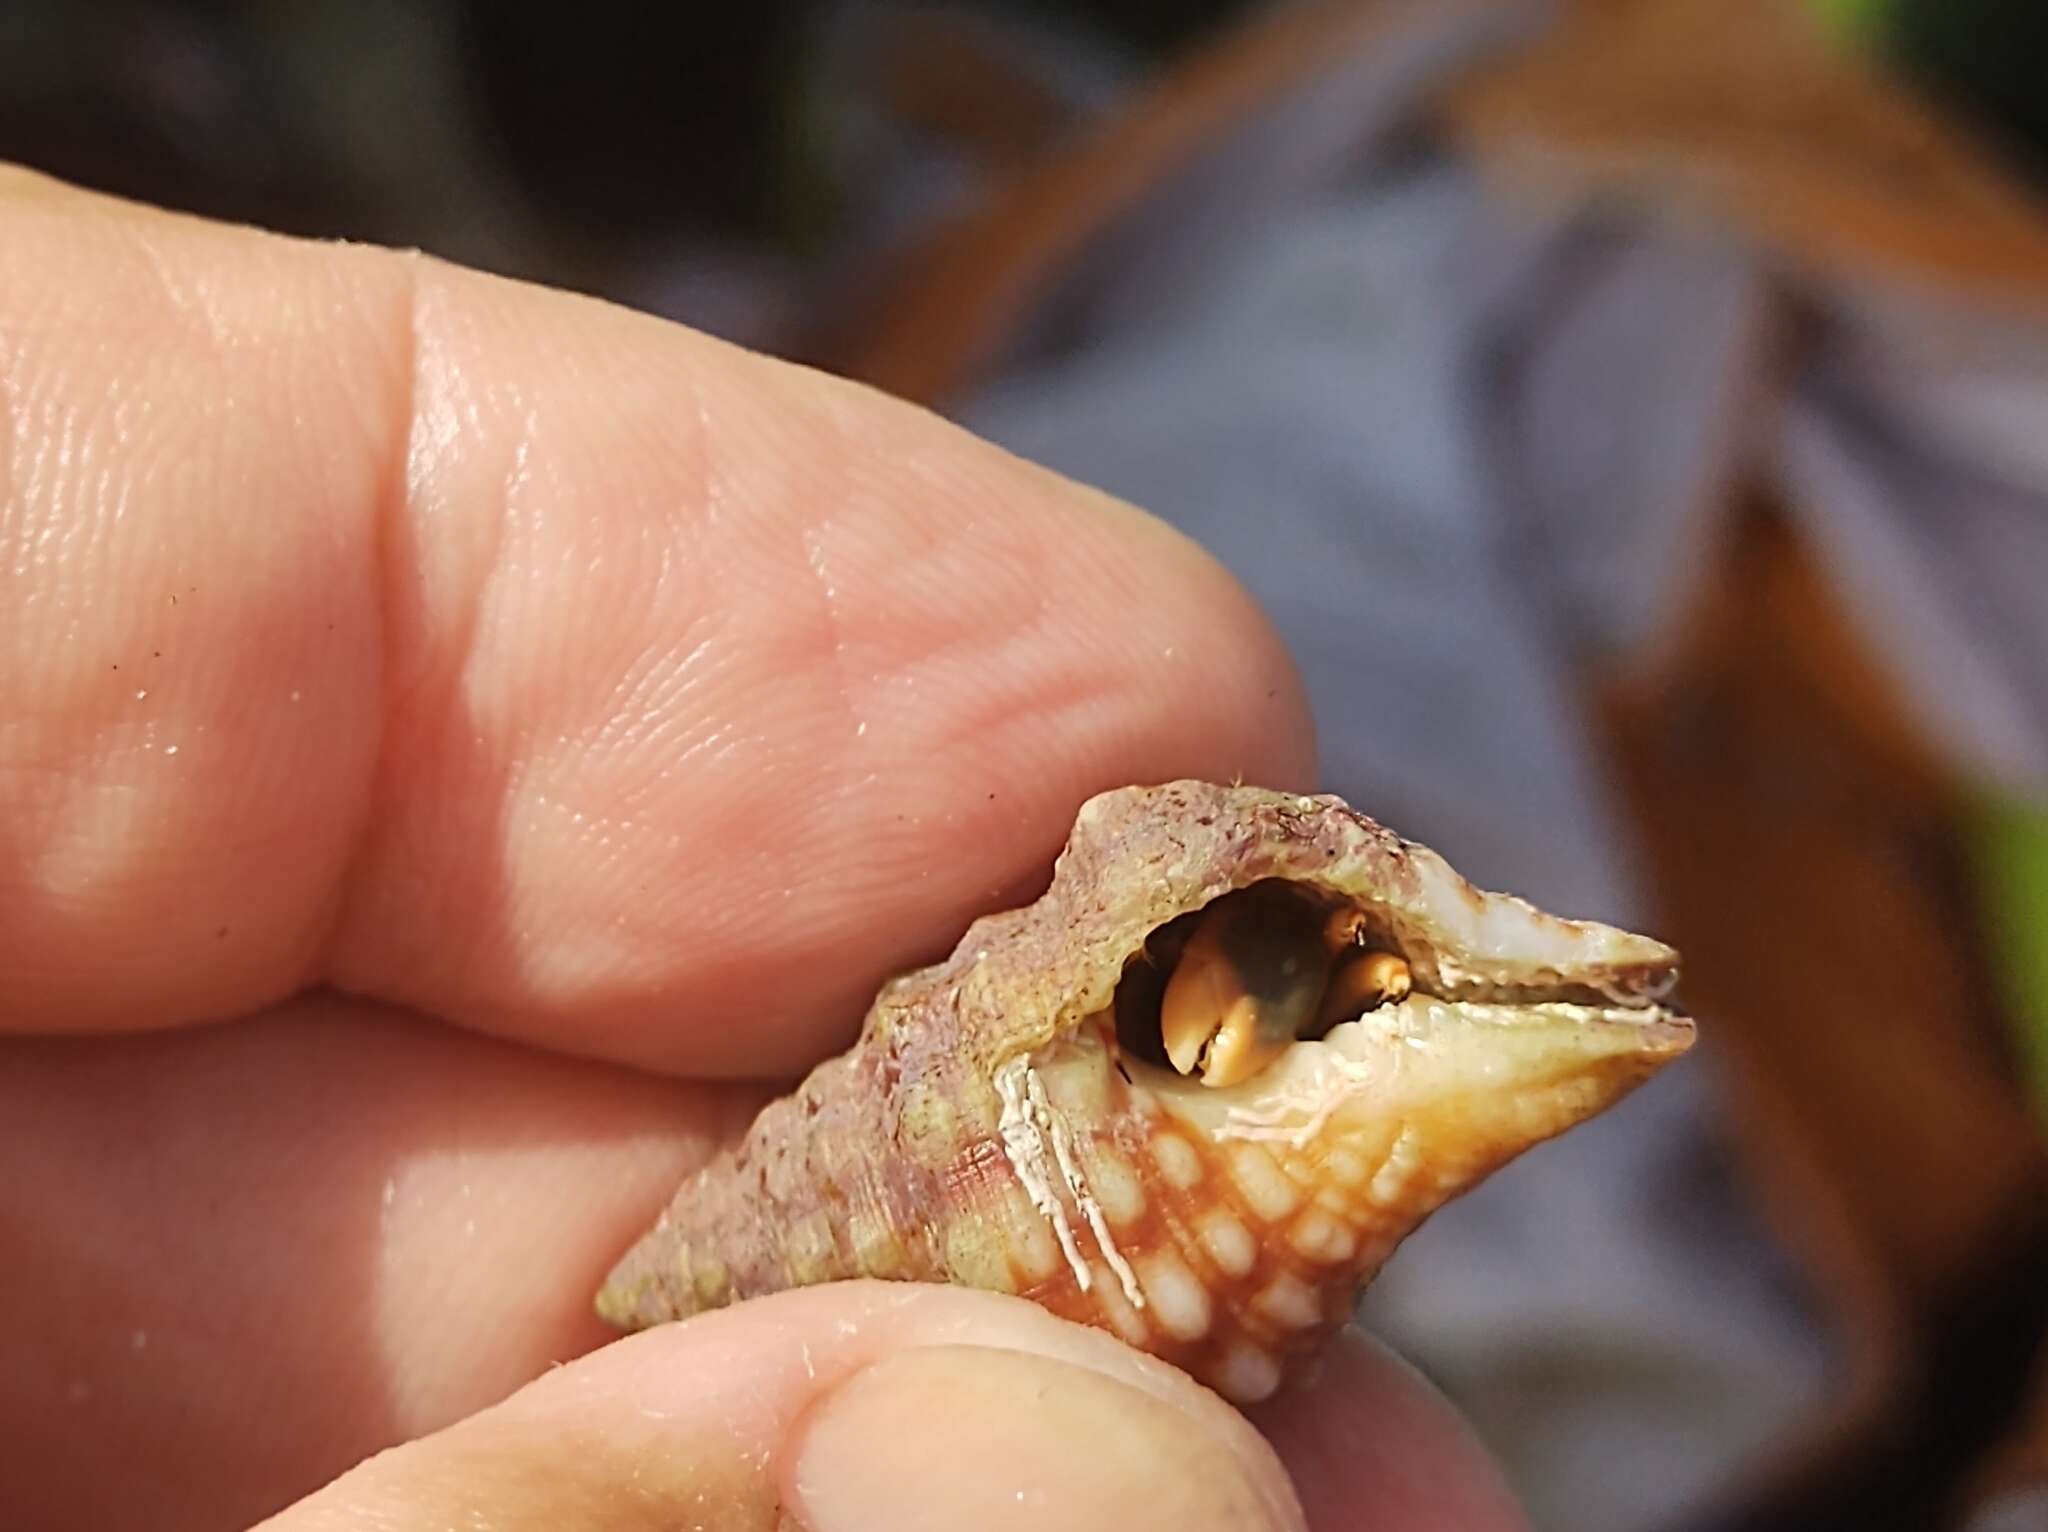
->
[597,781,1692,1402]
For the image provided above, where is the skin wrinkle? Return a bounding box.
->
[251,248,396,1005]
[598,371,760,775]
[611,412,949,1024]
[475,325,749,1011]
[122,224,229,358]
[676,457,1099,991]
[325,257,536,1013]
[796,423,1041,771]
[315,250,421,994]
[3,196,378,1026]
[0,168,1314,1063]
[444,369,559,988]
[797,418,1118,799]
[799,514,862,757]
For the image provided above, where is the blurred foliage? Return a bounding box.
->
[1813,0,2048,180]
[1971,794,2048,1123]
[1808,0,1892,44]
[1891,0,2048,182]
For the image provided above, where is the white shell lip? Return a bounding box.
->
[1402,843,1679,970]
[1129,993,1692,1127]
[1340,842,1681,1010]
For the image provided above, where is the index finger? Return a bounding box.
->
[0,169,1314,1073]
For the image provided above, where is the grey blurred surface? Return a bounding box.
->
[946,4,2048,1525]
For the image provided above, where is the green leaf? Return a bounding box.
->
[1969,790,2048,1124]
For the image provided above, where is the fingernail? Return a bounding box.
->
[787,1344,1299,1532]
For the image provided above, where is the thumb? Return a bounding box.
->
[259,1282,1306,1532]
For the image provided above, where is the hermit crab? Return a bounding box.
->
[598,782,1692,1401]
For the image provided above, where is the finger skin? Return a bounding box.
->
[0,167,1315,1071]
[263,1290,1524,1532]
[262,1284,1302,1532]
[0,994,749,1532]
[1251,1329,1533,1532]
[2,996,1524,1532]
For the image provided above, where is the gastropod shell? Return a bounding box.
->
[598,782,1692,1402]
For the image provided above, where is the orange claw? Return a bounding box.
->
[1316,949,1413,1030]
[1159,887,1332,1088]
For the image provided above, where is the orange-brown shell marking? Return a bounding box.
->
[596,781,1693,1402]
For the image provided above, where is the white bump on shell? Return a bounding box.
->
[1217,1343,1283,1403]
[1138,1253,1214,1342]
[1253,1272,1323,1330]
[1148,1132,1204,1190]
[1196,1209,1258,1278]
[1230,1144,1301,1221]
[1083,1145,1147,1229]
[1289,1208,1358,1264]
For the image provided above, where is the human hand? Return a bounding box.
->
[0,168,1528,1532]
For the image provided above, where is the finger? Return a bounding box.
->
[3,993,1517,1532]
[265,1284,1306,1532]
[1250,1329,1531,1532]
[0,991,758,1532]
[0,168,1315,1069]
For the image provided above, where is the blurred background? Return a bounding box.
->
[8,1,2045,1527]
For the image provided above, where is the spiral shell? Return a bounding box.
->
[597,782,1692,1401]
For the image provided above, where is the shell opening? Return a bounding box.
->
[1114,880,1413,1091]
